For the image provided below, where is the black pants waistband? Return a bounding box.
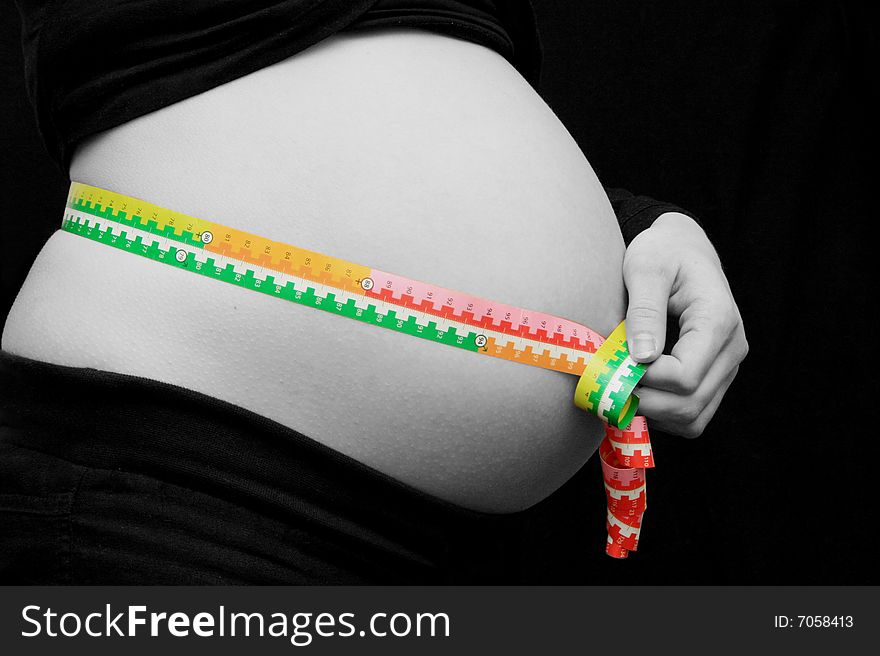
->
[0,349,525,583]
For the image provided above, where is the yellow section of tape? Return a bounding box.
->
[68,182,372,292]
[573,320,630,414]
[69,182,214,240]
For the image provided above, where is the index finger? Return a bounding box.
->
[640,319,732,395]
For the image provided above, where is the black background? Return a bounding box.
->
[0,1,874,583]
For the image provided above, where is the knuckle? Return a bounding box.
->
[627,303,665,323]
[738,336,750,361]
[723,307,740,335]
[624,255,670,281]
[676,403,702,424]
[693,299,737,337]
[682,423,705,439]
[677,372,701,395]
[709,301,738,337]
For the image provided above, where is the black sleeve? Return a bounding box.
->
[604,187,704,246]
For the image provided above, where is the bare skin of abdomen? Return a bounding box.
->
[1,30,626,513]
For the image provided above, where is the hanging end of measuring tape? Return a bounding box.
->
[573,321,646,429]
[599,434,648,559]
[576,322,653,558]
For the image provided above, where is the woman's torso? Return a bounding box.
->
[1,29,626,512]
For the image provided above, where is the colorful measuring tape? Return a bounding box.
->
[62,181,653,558]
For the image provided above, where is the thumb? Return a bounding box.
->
[623,263,673,363]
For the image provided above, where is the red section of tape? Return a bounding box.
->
[600,417,653,559]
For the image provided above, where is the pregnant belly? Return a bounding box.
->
[1,29,626,512]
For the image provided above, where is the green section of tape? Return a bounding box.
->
[61,216,481,354]
[598,343,644,427]
[582,332,645,429]
[605,360,644,428]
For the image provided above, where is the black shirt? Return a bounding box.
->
[13,0,695,243]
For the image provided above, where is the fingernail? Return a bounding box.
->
[630,333,656,361]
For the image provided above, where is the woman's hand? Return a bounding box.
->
[623,212,748,437]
